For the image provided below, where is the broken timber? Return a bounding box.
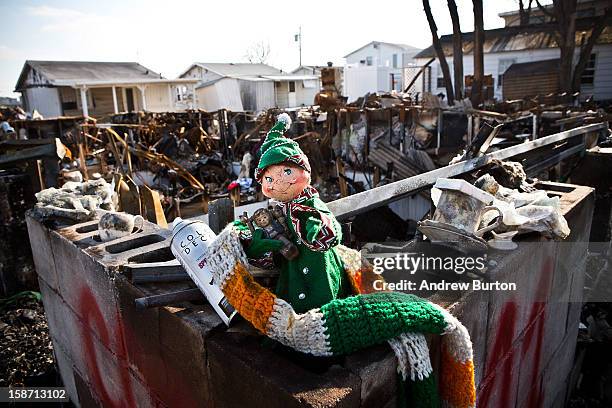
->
[328,122,607,220]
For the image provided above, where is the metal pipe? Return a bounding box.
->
[134,288,202,310]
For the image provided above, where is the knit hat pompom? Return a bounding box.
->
[277,113,292,130]
[255,113,310,182]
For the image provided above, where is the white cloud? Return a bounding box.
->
[26,5,88,19]
[26,5,112,32]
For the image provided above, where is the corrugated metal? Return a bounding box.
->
[388,194,431,222]
[368,139,434,180]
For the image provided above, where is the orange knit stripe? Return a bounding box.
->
[222,262,276,333]
[439,347,476,408]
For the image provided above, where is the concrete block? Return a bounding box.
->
[53,342,80,407]
[447,288,490,387]
[51,234,124,355]
[207,331,361,408]
[26,215,59,290]
[38,278,88,376]
[476,340,521,408]
[157,305,223,407]
[344,344,398,408]
[541,334,576,408]
[73,369,102,408]
[541,244,573,367]
[516,379,544,408]
[114,277,161,379]
[516,312,547,406]
[75,325,142,408]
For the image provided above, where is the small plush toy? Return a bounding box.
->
[244,113,352,313]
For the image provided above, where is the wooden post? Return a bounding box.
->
[208,197,234,234]
[472,0,485,107]
[373,166,381,187]
[112,86,119,114]
[79,86,89,117]
[388,108,393,145]
[336,157,349,198]
[364,110,370,158]
[138,85,147,111]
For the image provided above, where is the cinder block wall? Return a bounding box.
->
[27,182,594,408]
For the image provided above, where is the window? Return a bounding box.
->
[392,54,398,69]
[581,53,597,86]
[366,56,373,66]
[62,101,77,110]
[497,58,516,88]
[437,77,446,88]
[289,81,296,92]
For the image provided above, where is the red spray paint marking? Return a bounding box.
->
[478,256,553,408]
[479,301,517,408]
[78,288,136,408]
[77,287,199,408]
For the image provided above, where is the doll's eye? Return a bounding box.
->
[283,168,292,176]
[265,176,273,183]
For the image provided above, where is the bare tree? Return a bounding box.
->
[535,0,576,94]
[447,0,464,99]
[518,0,534,25]
[423,0,455,103]
[572,9,611,92]
[245,41,271,64]
[472,0,485,106]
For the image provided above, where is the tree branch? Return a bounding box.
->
[571,8,611,91]
[448,0,464,98]
[535,0,556,19]
[423,0,454,103]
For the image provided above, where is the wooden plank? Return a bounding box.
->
[140,184,168,228]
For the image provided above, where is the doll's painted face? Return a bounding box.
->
[261,163,310,202]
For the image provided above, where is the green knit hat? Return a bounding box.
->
[255,113,311,182]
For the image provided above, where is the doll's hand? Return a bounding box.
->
[246,229,284,258]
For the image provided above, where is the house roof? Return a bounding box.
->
[414,18,612,58]
[261,75,319,81]
[182,62,283,78]
[504,58,560,77]
[344,41,422,58]
[15,60,163,90]
[196,74,318,89]
[290,65,343,74]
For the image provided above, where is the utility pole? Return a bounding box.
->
[295,26,302,67]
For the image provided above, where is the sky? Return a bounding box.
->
[0,0,529,98]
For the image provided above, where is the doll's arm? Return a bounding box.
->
[296,210,341,252]
[232,220,283,259]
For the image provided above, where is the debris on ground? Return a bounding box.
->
[0,291,54,387]
[33,178,116,221]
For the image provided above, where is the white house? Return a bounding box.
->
[413,3,612,102]
[343,41,422,102]
[291,65,344,95]
[14,61,199,118]
[180,63,319,112]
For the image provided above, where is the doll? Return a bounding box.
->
[243,113,351,313]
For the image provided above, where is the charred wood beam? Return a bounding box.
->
[327,123,607,220]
